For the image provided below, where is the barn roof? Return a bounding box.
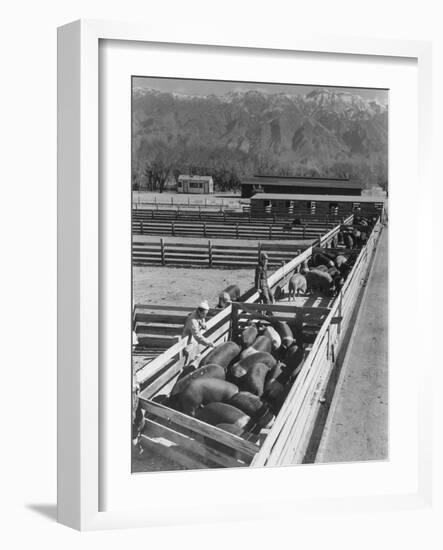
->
[250,193,384,203]
[242,176,362,189]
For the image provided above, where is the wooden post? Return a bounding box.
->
[231,302,239,342]
[160,238,165,266]
[257,242,262,261]
[171,221,175,236]
[171,196,173,205]
[208,240,212,268]
[338,291,343,336]
[203,222,207,238]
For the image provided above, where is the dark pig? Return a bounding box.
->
[226,392,267,418]
[263,326,281,351]
[241,362,269,396]
[196,402,250,428]
[270,320,294,349]
[343,233,354,249]
[239,324,258,349]
[239,334,272,359]
[170,363,226,397]
[311,252,335,268]
[200,341,241,369]
[228,351,276,384]
[306,269,334,295]
[178,378,239,416]
[216,423,244,436]
[263,381,288,414]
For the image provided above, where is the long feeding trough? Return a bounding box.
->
[134,213,384,471]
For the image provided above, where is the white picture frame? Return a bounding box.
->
[57,19,433,531]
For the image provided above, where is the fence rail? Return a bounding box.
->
[133,208,344,224]
[132,220,333,240]
[133,239,307,268]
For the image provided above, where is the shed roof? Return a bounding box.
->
[250,193,384,203]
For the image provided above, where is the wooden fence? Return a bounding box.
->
[132,239,308,268]
[133,208,344,225]
[132,219,334,240]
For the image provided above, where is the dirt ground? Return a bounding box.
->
[133,265,256,307]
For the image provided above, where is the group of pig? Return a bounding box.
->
[286,219,376,298]
[166,318,304,437]
[287,250,354,298]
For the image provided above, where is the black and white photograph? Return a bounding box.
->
[131,76,388,473]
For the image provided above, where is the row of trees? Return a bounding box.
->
[132,139,388,193]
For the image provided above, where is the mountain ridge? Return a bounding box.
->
[132,87,388,190]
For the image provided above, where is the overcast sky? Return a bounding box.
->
[133,76,388,105]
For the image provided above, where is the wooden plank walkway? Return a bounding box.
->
[315,227,388,463]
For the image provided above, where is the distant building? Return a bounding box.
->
[177,175,214,194]
[250,193,384,218]
[241,175,363,198]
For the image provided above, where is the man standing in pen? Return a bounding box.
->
[255,252,274,305]
[182,300,215,367]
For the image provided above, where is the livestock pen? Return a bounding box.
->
[133,215,384,470]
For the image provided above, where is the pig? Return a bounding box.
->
[239,324,258,349]
[327,266,345,294]
[335,254,348,269]
[306,269,334,295]
[288,273,307,300]
[225,392,267,418]
[263,381,288,414]
[215,423,244,436]
[269,320,294,350]
[343,233,354,249]
[228,351,277,384]
[170,363,226,397]
[217,284,241,308]
[200,341,241,369]
[264,361,285,393]
[263,326,281,351]
[196,402,250,428]
[311,252,335,269]
[274,284,285,301]
[240,362,269,396]
[178,378,239,416]
[239,334,272,359]
[283,343,304,377]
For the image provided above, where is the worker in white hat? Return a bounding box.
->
[182,300,215,366]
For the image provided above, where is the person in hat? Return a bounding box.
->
[255,252,274,305]
[182,300,215,366]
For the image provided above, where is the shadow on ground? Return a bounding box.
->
[26,504,57,522]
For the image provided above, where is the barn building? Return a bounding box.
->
[250,193,384,218]
[241,175,363,199]
[177,175,214,194]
